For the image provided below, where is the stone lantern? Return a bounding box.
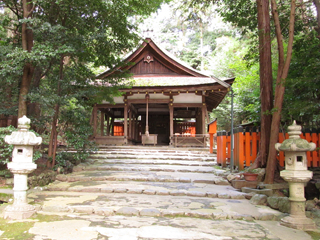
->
[275,121,316,230]
[3,116,42,219]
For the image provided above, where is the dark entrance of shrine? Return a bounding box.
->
[141,114,170,145]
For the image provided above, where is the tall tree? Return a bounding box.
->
[256,0,273,168]
[265,0,297,183]
[1,0,169,168]
[181,0,310,183]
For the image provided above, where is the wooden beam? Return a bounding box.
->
[96,103,125,108]
[128,99,170,104]
[120,84,229,93]
[163,92,180,96]
[171,103,203,108]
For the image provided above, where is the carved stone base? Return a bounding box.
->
[281,215,316,231]
[3,204,36,220]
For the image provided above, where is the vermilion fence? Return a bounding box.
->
[217,127,320,170]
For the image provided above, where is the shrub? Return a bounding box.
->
[0,126,15,165]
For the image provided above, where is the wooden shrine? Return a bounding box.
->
[92,38,234,147]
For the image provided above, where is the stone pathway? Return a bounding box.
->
[1,146,319,239]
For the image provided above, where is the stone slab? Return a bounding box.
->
[241,187,273,196]
[231,180,258,189]
[258,182,289,190]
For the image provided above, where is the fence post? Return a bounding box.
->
[233,127,244,170]
[226,132,231,165]
[244,127,251,168]
[251,126,259,165]
[311,129,319,167]
[217,131,227,167]
[238,127,245,170]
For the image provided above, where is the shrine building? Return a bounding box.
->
[91,38,234,147]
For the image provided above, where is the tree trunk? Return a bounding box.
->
[47,104,60,168]
[47,56,64,168]
[265,0,296,184]
[255,0,273,168]
[18,0,35,118]
[28,66,42,121]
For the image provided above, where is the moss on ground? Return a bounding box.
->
[0,218,35,240]
[0,213,75,239]
[0,193,12,202]
[306,231,320,240]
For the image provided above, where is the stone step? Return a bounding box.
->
[30,190,284,221]
[73,163,219,174]
[84,158,217,166]
[47,180,238,197]
[55,170,229,185]
[89,154,215,161]
[93,148,212,155]
[93,150,213,156]
[96,145,213,152]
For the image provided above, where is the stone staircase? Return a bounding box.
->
[29,146,283,221]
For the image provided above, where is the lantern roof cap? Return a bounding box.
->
[275,121,316,152]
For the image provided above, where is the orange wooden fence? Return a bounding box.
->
[217,128,320,170]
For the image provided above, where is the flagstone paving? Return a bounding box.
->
[1,146,319,239]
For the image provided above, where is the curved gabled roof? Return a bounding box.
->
[97,38,209,79]
[96,38,235,111]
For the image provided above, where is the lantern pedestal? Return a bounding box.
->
[280,172,316,230]
[276,121,316,230]
[3,116,42,220]
[4,166,37,220]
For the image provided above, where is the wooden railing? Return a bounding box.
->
[217,128,320,170]
[171,134,208,147]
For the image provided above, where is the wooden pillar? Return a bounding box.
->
[169,104,174,145]
[129,107,132,140]
[202,104,207,147]
[202,104,207,134]
[132,115,136,142]
[145,94,149,135]
[100,111,105,136]
[196,109,201,134]
[93,106,98,137]
[106,114,110,136]
[124,104,128,138]
[111,118,115,136]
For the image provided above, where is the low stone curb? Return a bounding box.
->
[73,165,217,174]
[87,155,214,162]
[39,205,281,221]
[47,186,246,199]
[55,175,229,185]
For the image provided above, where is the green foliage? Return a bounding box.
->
[0,169,12,178]
[0,0,169,171]
[0,126,15,165]
[53,152,74,173]
[283,30,320,127]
